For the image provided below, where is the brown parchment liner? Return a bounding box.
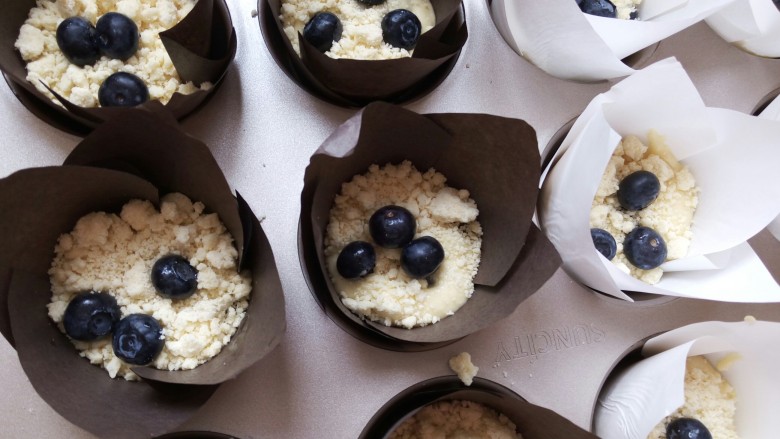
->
[0,107,286,438]
[261,0,468,107]
[0,0,237,133]
[359,376,597,439]
[300,102,561,346]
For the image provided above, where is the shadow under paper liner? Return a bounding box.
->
[300,102,561,348]
[0,0,236,134]
[0,107,285,438]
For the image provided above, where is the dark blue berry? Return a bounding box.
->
[591,228,617,260]
[401,236,445,279]
[98,72,149,107]
[382,9,422,50]
[617,170,660,211]
[369,205,416,248]
[96,12,139,60]
[357,0,386,4]
[303,12,342,53]
[629,10,638,19]
[63,291,120,341]
[666,418,712,439]
[624,226,667,269]
[151,254,198,299]
[56,17,100,66]
[336,241,376,279]
[578,0,617,18]
[112,314,164,365]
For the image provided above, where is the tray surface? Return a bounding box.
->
[1,0,779,437]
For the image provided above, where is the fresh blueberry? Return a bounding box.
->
[617,170,660,211]
[775,0,780,12]
[624,226,667,269]
[401,236,445,279]
[63,291,121,341]
[98,72,149,107]
[151,254,198,299]
[591,228,617,260]
[369,205,416,248]
[56,17,100,66]
[303,12,343,53]
[95,12,139,60]
[382,9,422,50]
[578,0,617,18]
[336,241,376,279]
[112,314,164,365]
[629,10,639,20]
[666,418,712,439]
[357,0,386,4]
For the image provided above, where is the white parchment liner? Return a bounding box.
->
[706,0,780,57]
[489,0,735,81]
[538,58,780,301]
[756,94,780,241]
[594,320,780,439]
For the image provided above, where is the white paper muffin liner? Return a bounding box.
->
[594,320,780,439]
[490,0,735,81]
[539,58,780,301]
[706,0,780,57]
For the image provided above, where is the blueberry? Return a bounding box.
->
[624,226,667,270]
[401,236,445,279]
[303,12,342,53]
[591,228,617,260]
[336,241,376,279]
[666,418,712,439]
[112,314,164,365]
[56,17,100,66]
[151,254,198,299]
[382,9,422,50]
[629,10,638,20]
[95,12,139,60]
[775,0,780,12]
[578,0,617,18]
[98,72,149,107]
[369,205,416,248]
[357,0,386,4]
[617,170,660,211]
[63,291,120,341]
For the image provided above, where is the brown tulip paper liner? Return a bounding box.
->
[0,0,236,132]
[263,0,467,106]
[360,376,597,439]
[0,110,286,438]
[301,102,560,346]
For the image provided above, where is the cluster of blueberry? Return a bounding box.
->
[61,254,198,366]
[336,205,445,281]
[591,170,668,270]
[56,13,149,107]
[666,418,712,439]
[577,0,638,19]
[303,0,423,53]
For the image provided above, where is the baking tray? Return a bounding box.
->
[0,0,778,437]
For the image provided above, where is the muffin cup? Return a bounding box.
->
[0,0,237,133]
[706,0,780,58]
[594,320,780,439]
[259,0,467,106]
[755,94,780,245]
[300,102,560,348]
[538,58,780,301]
[0,105,286,438]
[360,376,596,438]
[489,0,733,81]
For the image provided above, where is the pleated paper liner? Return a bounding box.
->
[0,0,237,134]
[299,102,561,350]
[360,376,597,439]
[259,0,467,107]
[0,107,286,438]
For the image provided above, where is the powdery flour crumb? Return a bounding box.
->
[324,161,482,329]
[590,131,698,284]
[646,356,738,439]
[280,0,435,59]
[613,0,642,20]
[449,351,478,386]
[48,193,251,380]
[389,400,522,439]
[15,0,212,108]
